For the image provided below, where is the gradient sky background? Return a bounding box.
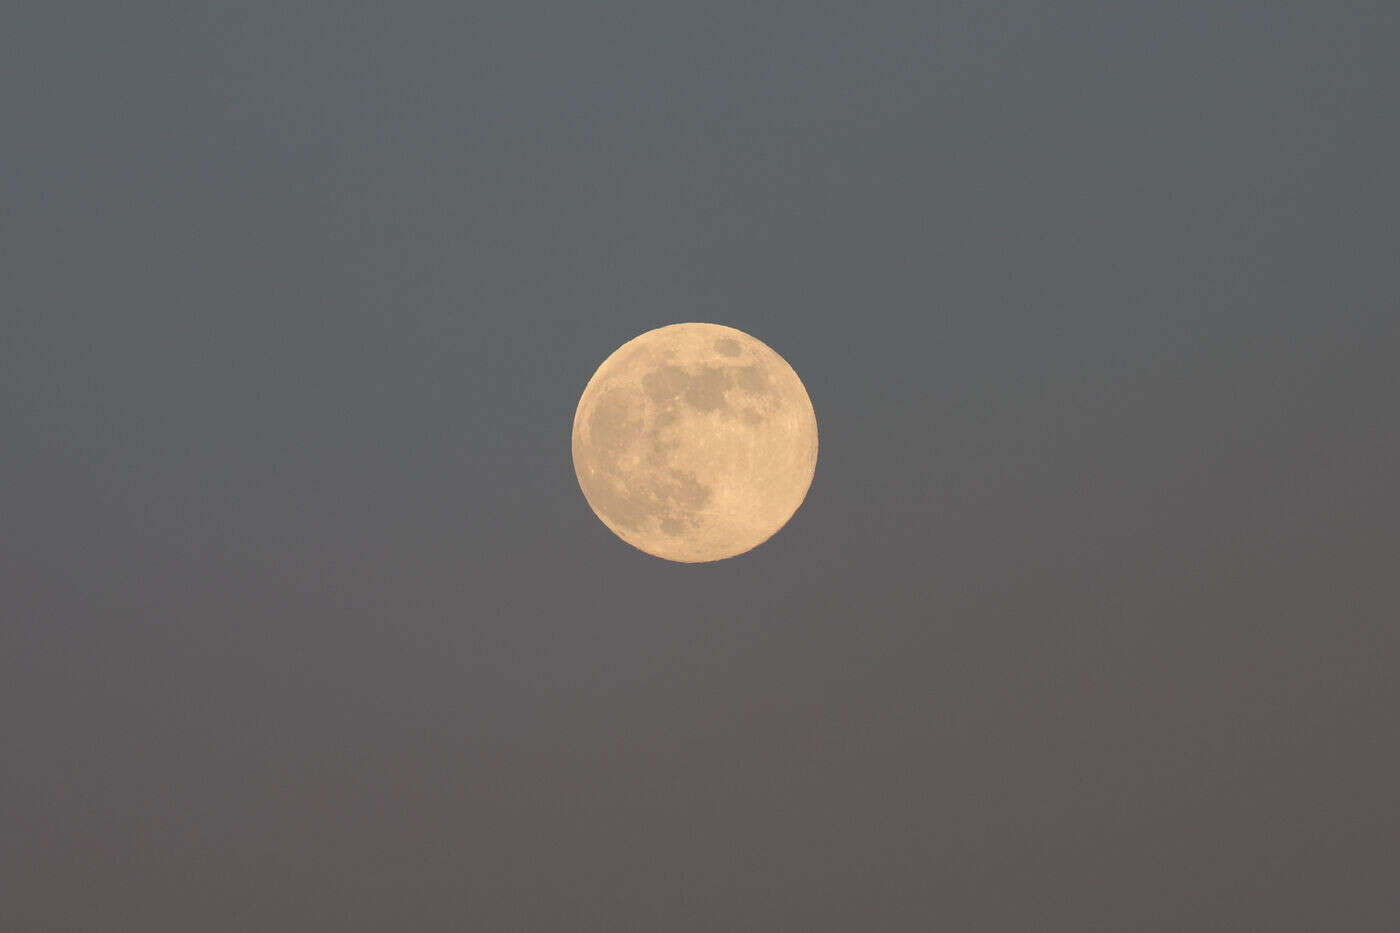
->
[4,2,1398,930]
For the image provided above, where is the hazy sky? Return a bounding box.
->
[4,2,1398,929]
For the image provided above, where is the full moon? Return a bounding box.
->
[572,323,818,562]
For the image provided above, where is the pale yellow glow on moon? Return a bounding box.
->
[572,323,818,562]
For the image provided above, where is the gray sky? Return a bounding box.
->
[4,2,1398,929]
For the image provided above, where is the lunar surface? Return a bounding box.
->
[572,323,818,562]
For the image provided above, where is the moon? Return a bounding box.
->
[572,323,818,562]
